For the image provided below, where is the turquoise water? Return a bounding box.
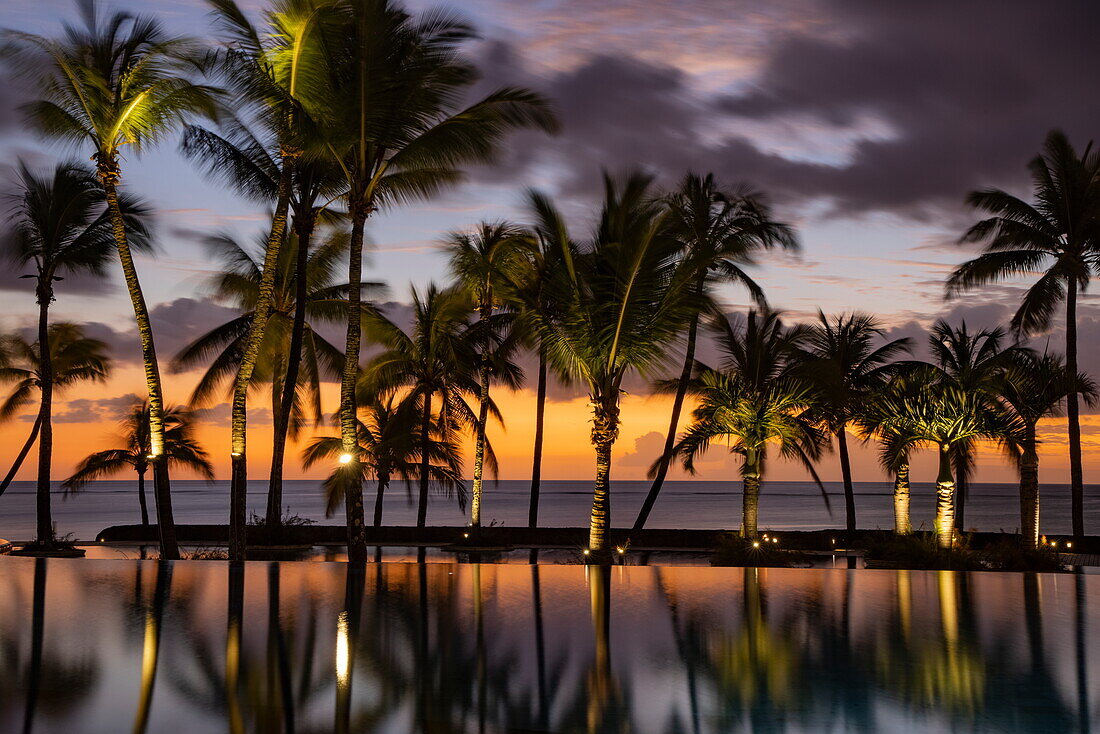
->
[0,556,1094,732]
[2,479,1099,541]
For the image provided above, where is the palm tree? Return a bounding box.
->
[671,310,826,539]
[301,393,465,525]
[928,320,1017,530]
[445,221,531,529]
[185,0,338,558]
[796,312,911,535]
[0,324,110,540]
[947,130,1100,540]
[5,3,221,559]
[360,285,487,529]
[871,367,1002,548]
[62,403,214,527]
[634,172,798,530]
[530,173,700,553]
[999,351,1096,548]
[1,160,146,525]
[314,0,556,561]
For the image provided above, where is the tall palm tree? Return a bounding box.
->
[1,160,146,523]
[445,221,531,529]
[185,0,338,558]
[999,351,1096,548]
[62,403,215,527]
[360,285,488,529]
[0,324,110,540]
[796,312,911,535]
[301,393,465,525]
[530,173,699,553]
[928,320,1017,530]
[634,172,798,530]
[315,0,557,562]
[671,310,826,539]
[5,3,221,559]
[872,367,1002,548]
[947,130,1100,540]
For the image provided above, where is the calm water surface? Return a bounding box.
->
[0,556,1095,733]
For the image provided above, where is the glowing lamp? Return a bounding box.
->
[338,453,353,465]
[752,541,760,548]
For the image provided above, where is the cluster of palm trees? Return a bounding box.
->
[2,1,1098,560]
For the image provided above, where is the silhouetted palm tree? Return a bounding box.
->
[947,130,1100,539]
[63,403,214,527]
[302,393,465,525]
[636,172,798,530]
[5,2,221,558]
[671,310,826,539]
[796,311,910,534]
[999,351,1096,548]
[0,324,110,540]
[315,0,556,561]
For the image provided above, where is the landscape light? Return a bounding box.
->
[752,541,760,548]
[583,549,591,555]
[338,453,353,465]
[772,538,778,544]
[463,533,469,539]
[616,547,625,555]
[1068,542,1073,549]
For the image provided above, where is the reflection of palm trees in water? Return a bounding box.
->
[132,560,172,734]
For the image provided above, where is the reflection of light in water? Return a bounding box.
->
[336,611,350,684]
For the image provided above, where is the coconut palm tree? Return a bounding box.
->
[62,403,214,527]
[301,393,465,525]
[634,172,799,530]
[794,312,911,535]
[999,351,1096,548]
[671,310,826,539]
[314,0,556,561]
[5,3,221,559]
[360,285,489,529]
[0,324,110,541]
[445,221,531,529]
[184,0,340,557]
[928,320,1018,530]
[0,160,147,525]
[527,172,700,553]
[947,130,1100,540]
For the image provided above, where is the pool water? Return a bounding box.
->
[0,557,1093,733]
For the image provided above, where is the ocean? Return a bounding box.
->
[2,478,1098,542]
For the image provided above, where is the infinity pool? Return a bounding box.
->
[0,557,1093,732]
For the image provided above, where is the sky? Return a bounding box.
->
[2,0,1100,486]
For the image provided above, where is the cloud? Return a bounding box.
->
[20,393,142,424]
[191,403,273,425]
[620,431,665,467]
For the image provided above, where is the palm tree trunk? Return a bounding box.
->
[373,471,388,527]
[470,304,492,528]
[837,426,856,534]
[1020,424,1040,549]
[229,160,294,560]
[741,456,762,539]
[634,310,700,530]
[528,349,547,528]
[34,280,53,544]
[893,462,911,535]
[22,558,46,734]
[96,155,178,561]
[935,444,956,549]
[137,468,150,527]
[0,415,42,497]
[1067,279,1085,540]
[589,401,619,553]
[417,393,432,528]
[341,204,369,563]
[132,561,171,734]
[268,212,316,528]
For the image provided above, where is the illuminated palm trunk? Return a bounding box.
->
[935,444,956,549]
[268,212,317,527]
[893,462,912,535]
[470,308,492,529]
[589,400,620,553]
[34,278,54,543]
[228,159,294,560]
[341,204,369,562]
[1019,424,1040,549]
[741,454,762,539]
[96,155,178,561]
